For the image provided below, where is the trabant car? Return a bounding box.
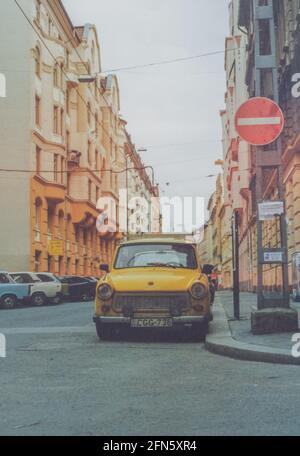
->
[9,272,62,306]
[0,271,30,309]
[93,238,213,341]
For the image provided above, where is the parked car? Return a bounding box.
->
[9,272,63,306]
[83,276,98,283]
[36,273,68,303]
[58,276,96,302]
[0,271,30,309]
[93,238,213,341]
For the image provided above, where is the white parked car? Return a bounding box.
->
[9,272,63,306]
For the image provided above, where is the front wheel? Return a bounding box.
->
[184,322,208,342]
[31,292,47,307]
[95,322,114,341]
[1,294,17,309]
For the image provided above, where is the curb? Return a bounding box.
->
[205,297,300,366]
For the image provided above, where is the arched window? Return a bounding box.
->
[67,214,72,240]
[58,210,65,239]
[35,198,42,231]
[35,46,41,78]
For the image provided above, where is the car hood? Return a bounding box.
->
[106,268,203,292]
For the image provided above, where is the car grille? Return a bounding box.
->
[113,293,191,312]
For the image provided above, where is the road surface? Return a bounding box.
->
[0,301,299,436]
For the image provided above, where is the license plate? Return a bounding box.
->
[131,318,173,328]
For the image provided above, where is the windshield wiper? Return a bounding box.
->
[146,262,179,269]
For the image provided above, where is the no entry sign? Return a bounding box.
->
[235,97,285,146]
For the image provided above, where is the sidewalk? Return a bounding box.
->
[205,291,300,365]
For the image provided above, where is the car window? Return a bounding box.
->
[37,274,54,283]
[11,274,38,284]
[114,244,198,269]
[0,273,10,284]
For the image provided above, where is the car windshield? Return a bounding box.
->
[114,243,197,269]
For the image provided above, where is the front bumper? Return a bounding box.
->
[93,315,208,326]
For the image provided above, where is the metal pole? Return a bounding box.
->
[232,211,240,320]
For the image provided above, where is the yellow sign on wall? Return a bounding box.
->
[48,240,63,256]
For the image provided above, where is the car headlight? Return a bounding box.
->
[97,284,114,301]
[190,282,207,300]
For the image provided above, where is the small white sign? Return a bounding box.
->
[264,252,283,263]
[0,333,6,358]
[258,201,284,221]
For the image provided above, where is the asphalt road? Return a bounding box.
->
[1,301,300,436]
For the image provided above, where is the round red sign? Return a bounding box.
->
[234,97,285,146]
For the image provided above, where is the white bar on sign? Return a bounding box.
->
[237,117,281,126]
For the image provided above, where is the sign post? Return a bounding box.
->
[232,210,240,320]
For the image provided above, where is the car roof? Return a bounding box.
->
[119,238,195,246]
[10,272,36,274]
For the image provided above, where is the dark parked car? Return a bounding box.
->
[58,276,96,302]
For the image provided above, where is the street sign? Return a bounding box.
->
[259,248,287,265]
[258,201,284,221]
[48,240,63,256]
[235,97,285,146]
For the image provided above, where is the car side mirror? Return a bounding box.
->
[100,264,110,273]
[202,264,214,275]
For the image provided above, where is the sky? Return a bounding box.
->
[63,0,229,211]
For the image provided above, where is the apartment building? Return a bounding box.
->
[0,0,156,274]
[204,0,300,292]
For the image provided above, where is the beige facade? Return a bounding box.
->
[0,0,158,274]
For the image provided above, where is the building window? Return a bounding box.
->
[34,198,42,232]
[36,0,41,24]
[66,50,70,69]
[35,46,41,78]
[60,63,64,90]
[88,180,92,201]
[58,210,64,239]
[34,250,41,273]
[88,141,92,166]
[87,102,91,127]
[35,96,41,126]
[66,89,70,115]
[60,108,64,135]
[36,146,41,174]
[95,113,98,136]
[60,156,64,184]
[53,64,59,88]
[54,154,58,181]
[53,105,59,134]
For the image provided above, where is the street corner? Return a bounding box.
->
[205,293,300,366]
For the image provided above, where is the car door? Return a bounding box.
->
[36,274,62,297]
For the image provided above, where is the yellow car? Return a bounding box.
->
[93,238,213,341]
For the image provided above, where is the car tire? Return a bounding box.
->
[31,292,47,307]
[189,322,208,342]
[81,293,90,302]
[51,293,63,305]
[1,294,17,309]
[95,322,114,341]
